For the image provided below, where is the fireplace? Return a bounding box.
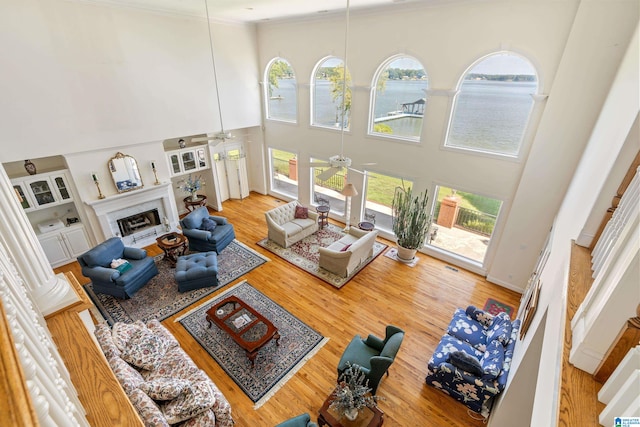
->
[117,209,161,237]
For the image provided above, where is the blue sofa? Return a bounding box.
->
[179,207,236,254]
[77,237,158,299]
[425,306,520,417]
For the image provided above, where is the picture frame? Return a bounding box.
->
[520,278,542,339]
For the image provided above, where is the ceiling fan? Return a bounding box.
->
[311,0,374,182]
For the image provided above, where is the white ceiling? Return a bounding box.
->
[83,0,431,23]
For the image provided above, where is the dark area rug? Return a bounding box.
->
[177,280,328,408]
[483,298,515,319]
[256,224,388,289]
[84,240,269,324]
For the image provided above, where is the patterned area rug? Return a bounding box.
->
[84,240,269,324]
[256,224,388,289]
[177,280,328,408]
[483,298,515,319]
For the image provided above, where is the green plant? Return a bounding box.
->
[392,185,431,250]
[329,363,378,417]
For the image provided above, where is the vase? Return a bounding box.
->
[344,408,358,421]
[24,160,36,175]
[190,193,198,202]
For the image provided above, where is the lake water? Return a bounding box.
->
[268,79,536,153]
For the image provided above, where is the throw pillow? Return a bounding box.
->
[161,381,217,424]
[340,243,352,252]
[129,388,169,427]
[112,321,145,352]
[139,378,191,401]
[448,350,483,376]
[199,217,217,233]
[481,339,505,379]
[294,205,308,219]
[121,328,170,371]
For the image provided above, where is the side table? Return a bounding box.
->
[357,221,375,232]
[317,388,384,427]
[317,205,330,229]
[156,232,188,267]
[183,194,207,212]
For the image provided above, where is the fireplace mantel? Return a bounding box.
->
[85,183,179,248]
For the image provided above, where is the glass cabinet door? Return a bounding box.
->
[169,154,182,175]
[53,175,71,201]
[29,179,57,207]
[196,148,207,169]
[182,151,197,172]
[13,184,33,210]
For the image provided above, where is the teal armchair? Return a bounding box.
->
[337,325,405,394]
[275,413,317,427]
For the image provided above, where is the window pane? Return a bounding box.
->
[430,186,502,264]
[265,58,297,122]
[270,148,298,198]
[363,173,414,233]
[371,57,427,140]
[311,157,346,216]
[312,57,351,130]
[446,53,537,156]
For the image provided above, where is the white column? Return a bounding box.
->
[0,168,79,315]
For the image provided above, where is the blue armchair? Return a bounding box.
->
[179,207,236,254]
[77,237,158,299]
[275,413,317,427]
[425,306,521,416]
[337,325,405,395]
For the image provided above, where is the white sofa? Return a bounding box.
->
[265,200,319,248]
[319,227,379,277]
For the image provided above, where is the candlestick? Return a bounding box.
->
[91,173,98,182]
[152,162,160,185]
[94,180,105,199]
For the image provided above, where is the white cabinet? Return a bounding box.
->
[166,147,209,177]
[38,224,91,267]
[11,171,74,211]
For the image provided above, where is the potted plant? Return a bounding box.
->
[391,185,431,262]
[329,363,378,421]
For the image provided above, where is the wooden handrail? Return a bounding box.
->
[0,299,39,426]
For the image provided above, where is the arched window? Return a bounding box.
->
[445,52,538,157]
[370,56,428,141]
[264,58,297,122]
[311,56,351,130]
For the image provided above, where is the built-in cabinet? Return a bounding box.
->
[37,224,91,267]
[166,146,209,177]
[12,171,73,212]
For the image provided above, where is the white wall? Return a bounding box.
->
[0,0,261,161]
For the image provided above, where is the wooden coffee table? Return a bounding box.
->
[318,387,384,427]
[205,296,280,367]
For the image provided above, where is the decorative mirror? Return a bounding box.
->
[109,152,144,193]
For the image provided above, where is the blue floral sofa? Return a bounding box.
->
[425,306,520,417]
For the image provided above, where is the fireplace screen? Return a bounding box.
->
[117,209,161,237]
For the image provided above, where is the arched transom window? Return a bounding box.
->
[370,56,428,141]
[311,56,352,130]
[445,52,538,157]
[264,57,297,122]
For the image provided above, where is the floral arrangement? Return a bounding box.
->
[178,174,203,197]
[329,363,379,420]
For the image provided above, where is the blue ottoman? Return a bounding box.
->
[174,252,218,293]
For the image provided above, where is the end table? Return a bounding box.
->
[156,232,188,267]
[317,388,384,427]
[183,194,207,212]
[317,205,330,229]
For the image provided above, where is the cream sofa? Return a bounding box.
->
[94,320,234,427]
[265,200,319,248]
[319,227,379,277]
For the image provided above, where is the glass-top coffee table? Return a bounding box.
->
[205,296,280,367]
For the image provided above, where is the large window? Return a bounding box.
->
[311,57,351,130]
[363,173,415,233]
[370,56,428,141]
[429,185,503,265]
[269,148,298,199]
[445,53,538,157]
[311,157,346,216]
[265,58,297,122]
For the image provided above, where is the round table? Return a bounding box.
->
[316,205,330,229]
[358,221,375,232]
[156,232,188,267]
[183,194,207,212]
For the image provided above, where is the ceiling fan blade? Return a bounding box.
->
[317,167,341,181]
[309,161,331,167]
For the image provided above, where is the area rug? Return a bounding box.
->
[256,224,388,289]
[483,298,515,319]
[84,240,269,325]
[383,247,419,267]
[176,280,328,408]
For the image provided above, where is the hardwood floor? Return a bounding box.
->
[56,192,522,426]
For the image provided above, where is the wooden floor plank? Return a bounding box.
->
[55,192,524,426]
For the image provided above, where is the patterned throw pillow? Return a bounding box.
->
[294,205,308,219]
[139,378,191,400]
[200,217,217,232]
[121,328,170,371]
[112,321,146,352]
[161,381,217,424]
[448,350,483,376]
[129,388,169,427]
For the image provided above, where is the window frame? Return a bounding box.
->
[310,56,352,131]
[268,147,299,200]
[264,57,298,124]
